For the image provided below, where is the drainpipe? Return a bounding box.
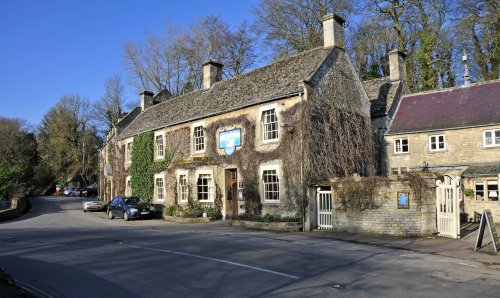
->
[299,90,305,231]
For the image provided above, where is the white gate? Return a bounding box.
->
[317,189,333,230]
[436,175,461,239]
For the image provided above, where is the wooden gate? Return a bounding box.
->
[436,175,461,239]
[317,189,333,230]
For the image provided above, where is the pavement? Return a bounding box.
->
[305,222,500,272]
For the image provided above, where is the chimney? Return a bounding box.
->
[322,14,345,48]
[203,60,223,90]
[388,49,407,81]
[140,91,154,111]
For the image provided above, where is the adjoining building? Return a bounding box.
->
[99,14,376,230]
[385,80,500,221]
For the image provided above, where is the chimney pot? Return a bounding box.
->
[388,49,406,81]
[203,60,224,90]
[322,14,345,48]
[140,91,154,111]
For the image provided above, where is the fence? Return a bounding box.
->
[0,200,11,210]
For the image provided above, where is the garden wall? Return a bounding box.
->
[330,179,436,236]
[0,196,29,222]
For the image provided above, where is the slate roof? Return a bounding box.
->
[388,80,500,134]
[118,47,334,139]
[363,78,404,117]
[462,164,500,177]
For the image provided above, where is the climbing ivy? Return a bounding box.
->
[129,132,171,203]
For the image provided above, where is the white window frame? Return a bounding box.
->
[487,180,498,201]
[154,173,165,201]
[429,134,445,152]
[191,121,205,154]
[394,137,409,154]
[125,138,133,166]
[196,169,214,202]
[125,176,132,197]
[260,105,279,143]
[260,164,280,203]
[176,170,189,203]
[154,131,165,159]
[483,129,500,147]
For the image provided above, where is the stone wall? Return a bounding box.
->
[329,180,436,236]
[0,196,29,222]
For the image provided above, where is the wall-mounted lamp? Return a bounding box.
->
[280,123,295,133]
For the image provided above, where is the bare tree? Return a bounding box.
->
[350,18,397,79]
[455,0,498,81]
[221,22,259,77]
[253,0,356,58]
[123,16,258,94]
[92,74,129,136]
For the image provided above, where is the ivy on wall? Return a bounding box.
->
[129,132,171,202]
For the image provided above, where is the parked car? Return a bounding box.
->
[82,197,104,212]
[81,188,98,197]
[74,188,81,197]
[63,187,76,196]
[107,197,152,221]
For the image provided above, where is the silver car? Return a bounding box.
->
[82,197,103,212]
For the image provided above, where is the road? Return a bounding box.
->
[1,196,499,298]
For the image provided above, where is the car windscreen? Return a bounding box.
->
[85,197,100,202]
[124,197,140,205]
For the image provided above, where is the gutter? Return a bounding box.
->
[386,122,500,136]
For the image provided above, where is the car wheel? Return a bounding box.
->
[108,210,114,220]
[83,208,87,213]
[123,211,129,221]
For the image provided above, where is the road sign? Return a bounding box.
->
[475,210,499,253]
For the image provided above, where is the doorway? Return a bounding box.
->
[225,169,238,217]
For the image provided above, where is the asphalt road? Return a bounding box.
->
[1,196,500,298]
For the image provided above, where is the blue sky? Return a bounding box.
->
[0,0,260,127]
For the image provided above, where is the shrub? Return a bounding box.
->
[464,189,474,197]
[164,204,178,216]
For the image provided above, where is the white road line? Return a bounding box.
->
[129,244,300,280]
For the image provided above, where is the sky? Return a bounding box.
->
[0,0,260,128]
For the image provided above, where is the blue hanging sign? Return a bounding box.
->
[219,128,242,155]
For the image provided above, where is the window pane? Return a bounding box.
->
[487,181,498,201]
[475,182,484,201]
[194,126,205,152]
[263,169,279,201]
[262,109,278,141]
[197,174,212,201]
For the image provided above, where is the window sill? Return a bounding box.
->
[262,139,279,145]
[262,201,280,205]
[393,152,410,155]
[428,149,446,154]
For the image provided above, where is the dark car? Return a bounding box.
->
[81,188,98,197]
[107,197,152,221]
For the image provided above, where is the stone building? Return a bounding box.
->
[385,80,500,221]
[363,50,409,174]
[99,14,373,230]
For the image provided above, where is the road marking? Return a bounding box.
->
[129,244,300,280]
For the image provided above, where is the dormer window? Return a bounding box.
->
[262,108,278,141]
[155,134,164,158]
